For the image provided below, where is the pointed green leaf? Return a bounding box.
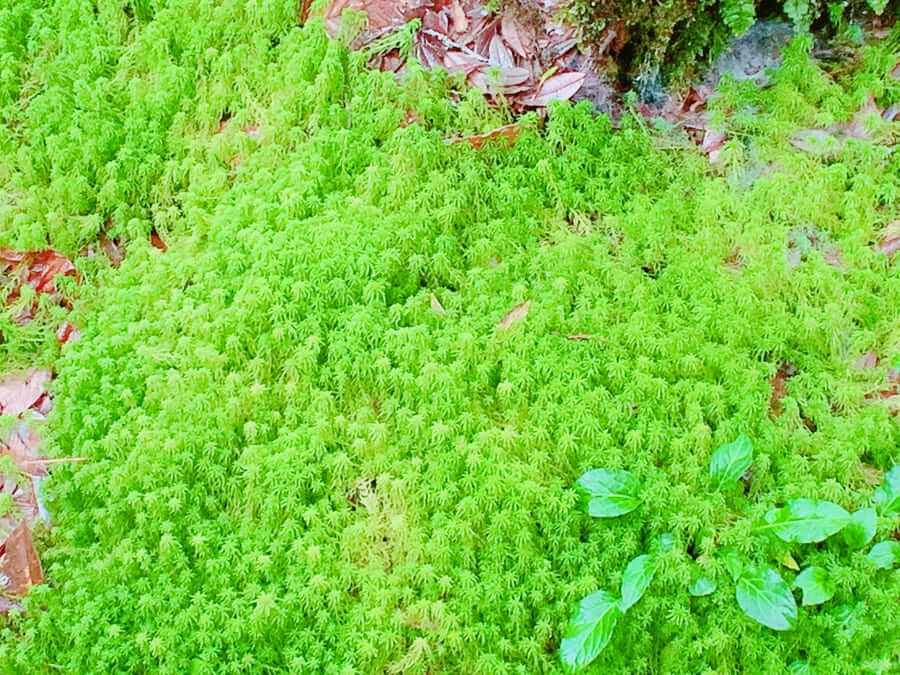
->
[792,566,835,605]
[709,433,753,490]
[720,548,747,582]
[657,532,675,554]
[576,469,642,518]
[688,576,717,596]
[619,554,657,612]
[832,603,858,636]
[559,590,621,670]
[760,499,851,543]
[873,465,900,516]
[842,507,877,549]
[788,661,813,674]
[736,566,798,631]
[866,541,900,569]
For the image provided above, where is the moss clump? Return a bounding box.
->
[0,2,899,673]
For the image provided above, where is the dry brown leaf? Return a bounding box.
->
[0,522,43,596]
[2,422,47,476]
[56,321,80,344]
[520,72,585,107]
[500,13,529,59]
[448,0,467,34]
[567,333,594,340]
[845,93,881,140]
[769,363,797,418]
[99,233,125,268]
[723,248,744,270]
[497,300,530,330]
[879,220,900,257]
[860,462,884,486]
[453,123,521,149]
[429,293,446,315]
[0,369,52,417]
[150,231,168,251]
[855,350,880,369]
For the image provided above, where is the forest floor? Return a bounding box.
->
[0,2,898,673]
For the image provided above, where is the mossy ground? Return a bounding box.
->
[0,2,899,673]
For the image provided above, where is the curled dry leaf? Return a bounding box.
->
[724,248,744,270]
[855,350,880,370]
[99,233,125,268]
[453,123,521,149]
[879,220,900,258]
[150,231,168,251]
[769,363,797,418]
[568,333,594,340]
[0,368,52,417]
[0,521,43,596]
[56,321,80,344]
[497,300,530,330]
[844,93,880,141]
[520,72,585,107]
[2,422,48,477]
[429,293,446,315]
[701,129,726,164]
[501,13,530,59]
[1,248,76,298]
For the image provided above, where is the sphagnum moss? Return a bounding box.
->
[0,2,898,673]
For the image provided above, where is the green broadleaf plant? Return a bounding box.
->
[619,554,655,612]
[689,576,717,597]
[736,566,798,631]
[709,433,753,490]
[866,541,900,570]
[842,507,877,549]
[792,566,835,606]
[873,465,899,517]
[759,499,851,543]
[560,590,621,670]
[577,469,642,518]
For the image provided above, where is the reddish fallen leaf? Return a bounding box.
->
[845,93,881,140]
[769,363,797,418]
[500,13,530,59]
[453,123,521,149]
[520,72,585,107]
[855,350,880,370]
[56,321,80,344]
[448,0,467,34]
[786,229,843,270]
[217,112,232,132]
[2,422,47,476]
[891,62,900,79]
[400,109,418,127]
[299,0,314,24]
[1,249,75,299]
[98,233,125,268]
[0,369,52,417]
[0,522,43,596]
[701,129,726,164]
[879,220,900,258]
[149,231,168,251]
[497,300,530,330]
[724,248,744,270]
[0,475,37,522]
[0,597,22,615]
